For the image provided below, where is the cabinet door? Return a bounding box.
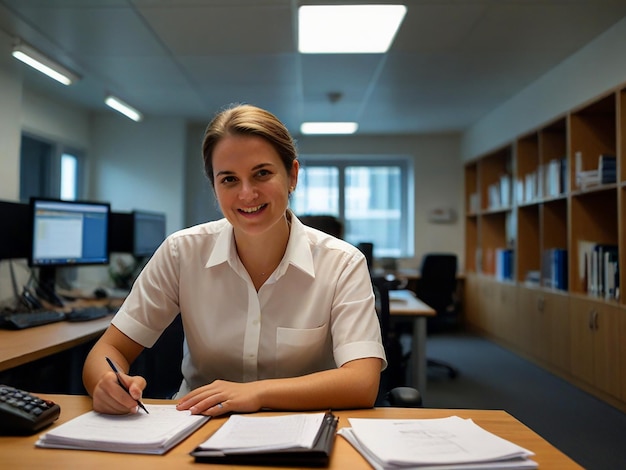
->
[570,297,621,397]
[621,312,626,403]
[593,303,621,398]
[541,291,570,372]
[516,287,543,358]
[493,282,518,342]
[464,274,481,327]
[516,287,569,371]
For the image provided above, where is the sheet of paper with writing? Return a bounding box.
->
[35,404,209,454]
[338,416,538,469]
[197,413,325,453]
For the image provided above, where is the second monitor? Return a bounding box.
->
[109,210,166,258]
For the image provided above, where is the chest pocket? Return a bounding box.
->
[275,323,331,377]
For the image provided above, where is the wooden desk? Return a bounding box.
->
[1,394,582,469]
[0,315,113,372]
[389,290,435,394]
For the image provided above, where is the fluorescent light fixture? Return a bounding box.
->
[12,42,80,85]
[298,4,407,53]
[300,122,358,135]
[105,95,143,122]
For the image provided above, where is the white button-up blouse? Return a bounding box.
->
[111,213,386,396]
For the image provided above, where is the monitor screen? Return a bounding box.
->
[29,198,110,268]
[0,200,30,260]
[133,210,166,258]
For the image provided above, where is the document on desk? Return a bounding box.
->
[389,290,412,303]
[191,412,338,466]
[35,404,209,454]
[338,416,538,469]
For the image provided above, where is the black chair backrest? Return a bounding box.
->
[417,253,458,315]
[298,214,344,239]
[372,276,405,390]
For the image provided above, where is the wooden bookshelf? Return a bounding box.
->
[464,84,626,412]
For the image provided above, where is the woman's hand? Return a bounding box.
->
[176,380,263,416]
[92,370,147,415]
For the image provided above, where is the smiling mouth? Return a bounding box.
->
[239,204,267,214]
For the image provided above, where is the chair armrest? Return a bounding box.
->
[386,386,422,408]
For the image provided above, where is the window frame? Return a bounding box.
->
[20,132,85,202]
[295,154,414,258]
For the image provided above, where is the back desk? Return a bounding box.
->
[2,394,582,469]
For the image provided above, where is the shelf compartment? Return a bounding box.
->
[569,188,618,295]
[517,205,540,283]
[480,211,511,276]
[479,146,513,211]
[569,93,617,192]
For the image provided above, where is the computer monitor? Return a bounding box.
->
[109,209,166,258]
[28,198,110,304]
[0,200,30,260]
[133,210,166,258]
[108,211,134,254]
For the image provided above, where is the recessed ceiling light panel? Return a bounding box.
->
[300,122,359,135]
[298,5,407,53]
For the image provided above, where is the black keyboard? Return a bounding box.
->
[0,385,61,435]
[0,310,67,330]
[66,305,112,322]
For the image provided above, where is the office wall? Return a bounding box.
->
[462,15,626,160]
[185,125,464,270]
[185,123,220,227]
[0,30,22,201]
[90,115,186,234]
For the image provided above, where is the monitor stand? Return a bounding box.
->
[36,266,65,307]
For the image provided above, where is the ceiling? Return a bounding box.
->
[1,0,626,136]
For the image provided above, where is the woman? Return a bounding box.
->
[83,104,386,416]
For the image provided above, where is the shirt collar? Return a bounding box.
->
[205,221,236,269]
[204,213,316,280]
[278,213,315,279]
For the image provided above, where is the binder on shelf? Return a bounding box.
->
[190,411,338,467]
[495,248,514,281]
[542,248,568,291]
[579,241,618,298]
[575,153,616,188]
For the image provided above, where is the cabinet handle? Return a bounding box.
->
[593,310,599,331]
[588,310,595,330]
[536,297,544,312]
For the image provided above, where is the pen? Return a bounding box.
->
[105,356,149,414]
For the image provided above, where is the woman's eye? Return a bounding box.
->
[256,169,271,178]
[220,176,237,184]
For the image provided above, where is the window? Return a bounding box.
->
[20,134,83,202]
[291,156,414,257]
[60,153,78,200]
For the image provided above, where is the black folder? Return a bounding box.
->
[190,411,338,467]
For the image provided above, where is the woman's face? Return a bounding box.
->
[212,134,298,237]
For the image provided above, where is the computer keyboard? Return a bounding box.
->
[0,384,61,435]
[66,305,112,322]
[0,310,67,330]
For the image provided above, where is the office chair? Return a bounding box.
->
[372,276,422,407]
[298,214,344,239]
[130,314,184,398]
[414,253,459,379]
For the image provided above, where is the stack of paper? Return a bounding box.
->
[190,412,338,466]
[338,416,538,469]
[36,404,209,454]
